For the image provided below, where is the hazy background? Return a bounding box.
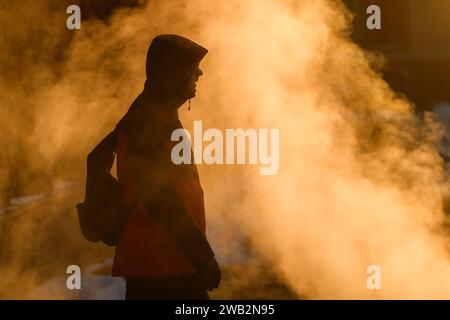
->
[1,0,450,299]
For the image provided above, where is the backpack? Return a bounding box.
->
[76,126,138,247]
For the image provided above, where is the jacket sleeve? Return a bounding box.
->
[145,182,216,272]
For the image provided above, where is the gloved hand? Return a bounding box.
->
[200,256,221,291]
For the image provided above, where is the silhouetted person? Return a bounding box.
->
[110,35,221,299]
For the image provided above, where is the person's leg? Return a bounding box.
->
[175,275,209,300]
[125,275,209,300]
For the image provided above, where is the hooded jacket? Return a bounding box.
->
[111,35,214,278]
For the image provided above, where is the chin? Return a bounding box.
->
[188,90,196,99]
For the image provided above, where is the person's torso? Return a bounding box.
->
[112,103,206,277]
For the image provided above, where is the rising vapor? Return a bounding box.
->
[1,0,450,299]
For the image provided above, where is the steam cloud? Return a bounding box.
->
[1,0,450,299]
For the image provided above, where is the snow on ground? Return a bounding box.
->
[10,194,46,206]
[27,259,125,300]
[0,180,80,217]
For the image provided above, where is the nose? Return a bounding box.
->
[197,68,203,77]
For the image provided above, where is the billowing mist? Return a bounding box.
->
[1,0,450,299]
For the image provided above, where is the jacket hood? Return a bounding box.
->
[145,34,208,97]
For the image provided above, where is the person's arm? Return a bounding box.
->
[148,182,215,264]
[127,144,221,289]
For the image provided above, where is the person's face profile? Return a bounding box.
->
[186,65,203,99]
